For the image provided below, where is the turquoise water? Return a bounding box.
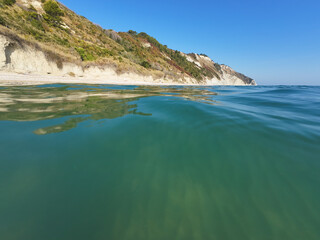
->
[0,85,319,240]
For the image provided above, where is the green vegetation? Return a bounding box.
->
[43,0,64,18]
[128,30,137,35]
[26,12,44,31]
[138,32,168,52]
[43,0,64,26]
[0,16,5,26]
[135,32,210,80]
[141,61,151,69]
[25,27,45,40]
[3,0,15,6]
[75,42,114,61]
[75,47,95,61]
[54,36,70,47]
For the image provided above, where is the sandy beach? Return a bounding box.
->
[0,72,200,86]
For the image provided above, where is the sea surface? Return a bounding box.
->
[0,84,319,240]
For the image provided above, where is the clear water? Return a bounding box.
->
[0,85,319,240]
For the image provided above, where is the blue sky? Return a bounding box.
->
[60,0,320,85]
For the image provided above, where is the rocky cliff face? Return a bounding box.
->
[0,34,78,75]
[0,34,169,83]
[184,53,256,85]
[0,0,256,85]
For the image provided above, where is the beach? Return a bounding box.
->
[0,72,199,86]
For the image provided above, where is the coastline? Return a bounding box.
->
[0,72,237,86]
[0,72,198,86]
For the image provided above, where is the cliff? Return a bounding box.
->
[0,0,256,85]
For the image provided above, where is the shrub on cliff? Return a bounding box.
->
[26,12,45,31]
[3,0,15,6]
[43,0,64,26]
[43,0,64,18]
[0,16,5,26]
[128,30,137,36]
[141,61,151,69]
[75,47,94,61]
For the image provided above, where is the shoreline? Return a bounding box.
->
[0,72,215,86]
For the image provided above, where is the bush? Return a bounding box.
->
[26,12,44,31]
[141,61,151,69]
[128,30,137,35]
[3,0,15,6]
[43,0,64,26]
[75,47,95,61]
[43,0,64,18]
[0,16,5,26]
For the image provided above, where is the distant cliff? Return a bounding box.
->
[0,0,256,85]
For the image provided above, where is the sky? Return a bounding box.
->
[59,0,320,85]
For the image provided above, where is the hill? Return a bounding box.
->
[0,0,256,85]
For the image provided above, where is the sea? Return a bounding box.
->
[0,84,319,240]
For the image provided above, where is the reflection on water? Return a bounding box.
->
[0,85,218,134]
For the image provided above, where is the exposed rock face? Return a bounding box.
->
[0,35,10,67]
[219,64,256,85]
[0,35,82,75]
[16,0,44,13]
[186,53,257,85]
